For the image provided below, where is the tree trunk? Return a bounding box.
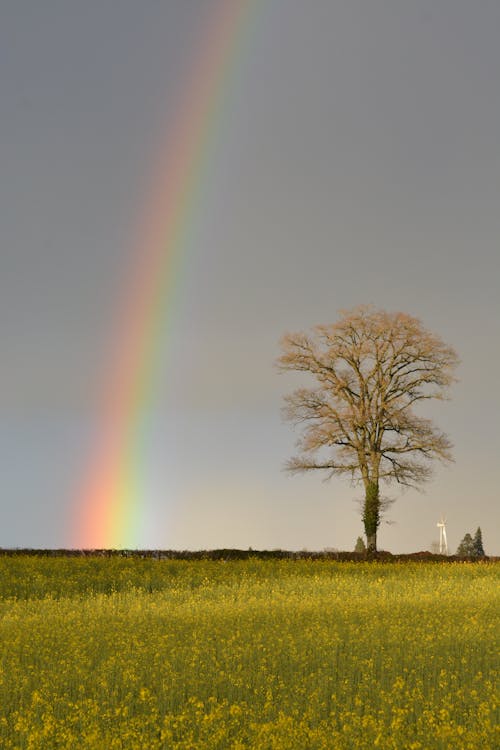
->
[363,481,380,552]
[366,532,377,553]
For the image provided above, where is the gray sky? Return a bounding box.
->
[1,0,499,553]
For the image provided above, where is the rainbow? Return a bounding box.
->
[73,0,257,548]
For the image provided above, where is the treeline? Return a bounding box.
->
[0,548,494,562]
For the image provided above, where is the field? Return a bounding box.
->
[0,557,498,749]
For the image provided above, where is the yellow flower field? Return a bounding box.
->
[0,558,498,749]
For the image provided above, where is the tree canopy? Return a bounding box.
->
[457,527,485,558]
[472,527,485,557]
[456,533,475,558]
[278,305,459,551]
[354,536,366,553]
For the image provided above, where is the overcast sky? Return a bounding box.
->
[1,0,499,553]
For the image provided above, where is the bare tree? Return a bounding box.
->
[277,306,459,552]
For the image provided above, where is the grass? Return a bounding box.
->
[0,557,498,748]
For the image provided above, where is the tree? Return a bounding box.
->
[277,305,459,552]
[456,528,486,558]
[456,533,474,558]
[472,527,485,557]
[354,536,366,553]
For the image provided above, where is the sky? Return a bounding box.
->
[1,0,499,554]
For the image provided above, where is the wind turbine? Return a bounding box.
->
[436,517,448,555]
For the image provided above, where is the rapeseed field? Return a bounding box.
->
[0,557,497,749]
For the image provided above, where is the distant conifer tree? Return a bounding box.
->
[472,527,485,557]
[354,536,366,553]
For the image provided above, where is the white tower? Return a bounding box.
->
[436,517,448,555]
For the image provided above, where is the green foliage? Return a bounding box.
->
[354,536,366,553]
[362,481,380,550]
[0,557,498,749]
[472,527,485,558]
[457,528,486,558]
[456,533,475,558]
